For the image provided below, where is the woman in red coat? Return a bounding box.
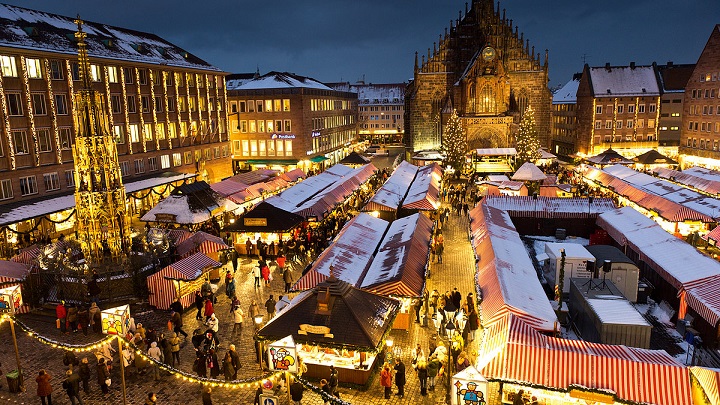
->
[36,369,52,405]
[204,298,214,322]
[380,363,393,399]
[261,265,270,286]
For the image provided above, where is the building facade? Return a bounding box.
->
[406,0,552,152]
[330,82,405,144]
[679,25,720,169]
[575,64,662,157]
[0,4,231,243]
[656,63,694,148]
[227,72,358,173]
[551,74,580,158]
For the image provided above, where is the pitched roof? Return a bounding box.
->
[229,71,332,91]
[656,63,695,92]
[0,3,219,71]
[633,149,678,165]
[223,201,304,233]
[511,162,547,181]
[552,75,580,104]
[588,65,660,97]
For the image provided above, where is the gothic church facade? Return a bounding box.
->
[406,0,552,153]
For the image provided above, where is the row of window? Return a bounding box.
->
[236,120,292,134]
[595,134,656,143]
[0,54,220,89]
[311,115,355,131]
[595,104,657,115]
[235,139,293,157]
[700,73,720,83]
[361,124,400,129]
[310,129,355,155]
[688,105,720,115]
[687,138,720,151]
[363,114,401,121]
[594,119,656,130]
[360,106,403,112]
[687,121,720,133]
[0,146,229,200]
[691,88,718,98]
[232,99,290,114]
[310,99,351,112]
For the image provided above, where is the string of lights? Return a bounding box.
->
[43,59,62,165]
[135,67,147,153]
[64,60,76,142]
[19,56,40,167]
[119,65,132,155]
[0,71,16,170]
[149,69,160,150]
[103,65,116,144]
[162,71,173,149]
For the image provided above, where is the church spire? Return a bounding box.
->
[414,51,418,74]
[74,16,92,91]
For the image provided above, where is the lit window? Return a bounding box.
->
[107,66,118,83]
[143,123,153,141]
[648,119,655,128]
[19,175,38,196]
[43,172,60,191]
[267,120,274,133]
[250,140,257,156]
[284,120,291,132]
[113,125,125,144]
[284,140,293,156]
[258,120,265,132]
[241,140,249,156]
[168,123,177,139]
[129,124,140,143]
[265,100,273,112]
[90,64,101,82]
[156,123,166,140]
[172,153,181,167]
[184,151,192,164]
[160,155,170,169]
[26,58,42,78]
[259,140,266,156]
[249,120,256,133]
[0,179,12,200]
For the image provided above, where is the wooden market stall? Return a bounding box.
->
[362,161,418,220]
[222,201,305,256]
[256,276,400,385]
[140,181,237,228]
[147,252,221,310]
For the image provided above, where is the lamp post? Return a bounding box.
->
[254,314,264,371]
[445,319,456,403]
[385,338,394,364]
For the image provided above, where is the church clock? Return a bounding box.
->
[482,46,496,61]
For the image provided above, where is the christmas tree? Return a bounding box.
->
[515,105,541,167]
[441,109,467,177]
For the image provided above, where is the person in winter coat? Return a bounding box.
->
[261,264,270,286]
[456,351,470,372]
[264,295,276,318]
[393,358,406,398]
[136,323,146,340]
[320,379,332,405]
[204,299,214,322]
[77,306,89,336]
[195,351,207,378]
[62,369,82,405]
[78,357,91,394]
[56,301,68,333]
[228,344,241,380]
[468,306,479,342]
[145,392,157,405]
[67,304,79,332]
[282,265,292,293]
[206,349,220,378]
[147,342,162,381]
[96,358,110,394]
[63,350,79,371]
[328,365,339,397]
[380,364,393,399]
[171,310,187,338]
[36,369,52,405]
[248,300,261,323]
[222,351,235,381]
[427,354,440,391]
[170,298,183,315]
[225,278,236,300]
[195,292,204,320]
[202,385,213,405]
[169,332,181,367]
[250,264,261,288]
[160,333,173,367]
[290,380,304,404]
[206,313,219,334]
[88,302,101,333]
[416,358,428,396]
[231,299,244,336]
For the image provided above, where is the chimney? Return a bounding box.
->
[667,61,674,67]
[630,62,636,69]
[605,62,611,71]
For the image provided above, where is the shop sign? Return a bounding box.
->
[101,304,131,336]
[311,131,321,138]
[244,218,268,227]
[569,389,614,404]
[271,133,296,140]
[154,213,177,223]
[298,324,333,338]
[267,335,298,373]
[0,284,22,314]
[259,394,279,405]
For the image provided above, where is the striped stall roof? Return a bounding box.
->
[0,260,30,284]
[482,195,616,218]
[176,232,229,258]
[655,167,720,196]
[690,366,720,405]
[167,229,192,245]
[147,253,221,310]
[402,163,442,211]
[280,168,306,182]
[210,179,248,197]
[683,277,720,327]
[162,252,222,280]
[477,315,691,405]
[364,161,418,212]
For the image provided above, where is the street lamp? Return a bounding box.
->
[445,319,457,403]
[385,338,394,364]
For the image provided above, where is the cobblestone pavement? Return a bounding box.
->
[0,207,477,404]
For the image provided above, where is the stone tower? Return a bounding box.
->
[72,17,131,262]
[406,0,552,152]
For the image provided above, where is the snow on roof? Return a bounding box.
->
[511,162,547,181]
[552,76,579,104]
[140,195,212,224]
[654,167,720,196]
[230,71,332,91]
[0,4,219,71]
[486,175,508,182]
[475,148,517,156]
[470,204,558,331]
[482,195,616,217]
[545,242,595,260]
[402,163,441,210]
[589,66,660,97]
[587,298,652,326]
[365,161,418,211]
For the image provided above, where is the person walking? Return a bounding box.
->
[468,306,479,342]
[320,379,332,405]
[67,304,79,332]
[78,357,91,394]
[416,358,428,396]
[170,310,188,338]
[96,358,110,395]
[56,301,67,334]
[147,342,162,381]
[160,333,173,368]
[246,238,254,258]
[88,302,101,334]
[231,298,244,336]
[328,365,339,397]
[36,369,53,405]
[194,291,204,320]
[169,332,181,367]
[222,351,235,381]
[380,364,393,399]
[225,277,236,300]
[282,265,292,293]
[436,241,445,263]
[261,263,270,286]
[290,379,304,404]
[427,354,440,391]
[202,385,213,405]
[77,306,89,336]
[144,392,157,405]
[204,298,214,322]
[206,313,219,334]
[228,344,241,380]
[393,358,406,398]
[249,300,261,325]
[264,295,276,319]
[250,263,261,288]
[62,369,83,405]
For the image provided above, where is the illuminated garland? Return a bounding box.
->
[185,73,192,142]
[203,73,212,141]
[149,69,160,150]
[127,183,171,200]
[119,65,132,154]
[65,60,77,137]
[19,57,40,166]
[162,71,172,149]
[43,59,62,164]
[13,317,115,352]
[0,71,16,169]
[135,68,147,152]
[221,76,228,143]
[103,66,115,144]
[174,72,184,142]
[195,73,203,142]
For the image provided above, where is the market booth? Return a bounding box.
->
[256,276,400,385]
[475,314,691,405]
[141,181,237,228]
[223,201,305,256]
[175,231,229,261]
[363,161,418,220]
[690,366,720,405]
[147,252,221,309]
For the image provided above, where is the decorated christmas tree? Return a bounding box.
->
[515,105,541,167]
[441,109,467,177]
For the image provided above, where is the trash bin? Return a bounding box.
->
[6,369,22,393]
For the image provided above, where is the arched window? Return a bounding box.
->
[517,90,529,117]
[478,85,495,114]
[468,83,476,113]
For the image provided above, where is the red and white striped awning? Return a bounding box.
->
[11,245,40,265]
[292,269,329,291]
[0,260,30,284]
[682,276,720,327]
[176,232,229,258]
[280,168,306,183]
[162,252,221,280]
[167,229,192,245]
[478,315,692,405]
[690,366,720,405]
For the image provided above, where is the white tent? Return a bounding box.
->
[511,162,547,181]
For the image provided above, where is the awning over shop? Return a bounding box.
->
[402,163,442,211]
[257,276,400,352]
[633,149,678,166]
[360,213,432,297]
[175,231,229,258]
[690,366,720,405]
[280,168,306,183]
[223,201,305,233]
[339,151,370,165]
[585,148,634,166]
[469,204,557,332]
[654,166,720,196]
[141,181,237,224]
[309,155,330,163]
[0,172,195,226]
[482,196,616,218]
[511,162,547,181]
[161,252,222,281]
[477,314,691,405]
[363,161,418,212]
[0,260,30,284]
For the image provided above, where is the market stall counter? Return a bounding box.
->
[256,276,400,386]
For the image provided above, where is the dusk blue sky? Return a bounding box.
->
[9,0,719,87]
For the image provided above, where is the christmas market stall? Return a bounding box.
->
[469,204,558,333]
[451,365,489,405]
[654,166,720,196]
[400,163,442,216]
[0,260,31,313]
[363,161,418,220]
[174,231,229,261]
[338,151,371,167]
[223,201,305,256]
[256,276,400,385]
[146,252,221,309]
[475,314,691,405]
[141,181,237,228]
[689,366,720,405]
